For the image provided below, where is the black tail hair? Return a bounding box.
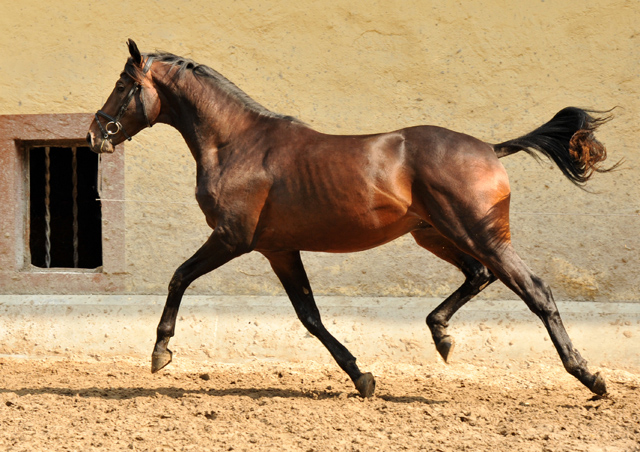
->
[494,107,618,186]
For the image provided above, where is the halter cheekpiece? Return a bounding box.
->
[95,56,154,141]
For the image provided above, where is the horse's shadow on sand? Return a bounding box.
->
[0,386,447,405]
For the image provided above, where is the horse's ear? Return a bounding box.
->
[127,39,143,65]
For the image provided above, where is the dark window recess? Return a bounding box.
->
[29,146,102,269]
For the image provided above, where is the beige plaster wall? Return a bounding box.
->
[1,1,638,301]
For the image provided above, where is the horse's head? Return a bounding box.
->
[87,39,160,153]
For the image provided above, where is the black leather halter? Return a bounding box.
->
[95,57,154,141]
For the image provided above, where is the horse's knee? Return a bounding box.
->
[293,305,324,336]
[299,315,323,337]
[168,270,186,294]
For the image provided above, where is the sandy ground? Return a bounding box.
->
[0,356,638,452]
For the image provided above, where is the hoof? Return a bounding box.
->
[355,372,376,398]
[590,372,607,395]
[436,335,455,363]
[151,349,173,373]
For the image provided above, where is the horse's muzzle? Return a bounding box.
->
[86,130,114,154]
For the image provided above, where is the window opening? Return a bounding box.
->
[29,146,102,269]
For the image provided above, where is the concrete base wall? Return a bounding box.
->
[1,295,638,370]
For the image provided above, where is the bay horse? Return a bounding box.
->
[87,39,614,398]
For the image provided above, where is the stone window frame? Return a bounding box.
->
[0,113,125,293]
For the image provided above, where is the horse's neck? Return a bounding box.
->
[156,75,257,162]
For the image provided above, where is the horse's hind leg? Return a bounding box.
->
[479,245,607,395]
[151,231,245,373]
[412,229,497,362]
[263,250,375,398]
[418,187,605,394]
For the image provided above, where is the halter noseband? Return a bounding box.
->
[95,56,154,142]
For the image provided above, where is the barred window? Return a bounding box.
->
[28,145,102,269]
[0,113,125,293]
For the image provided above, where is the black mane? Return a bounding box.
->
[127,52,298,122]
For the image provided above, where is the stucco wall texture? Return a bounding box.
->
[1,1,638,302]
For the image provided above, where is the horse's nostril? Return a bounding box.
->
[86,132,92,145]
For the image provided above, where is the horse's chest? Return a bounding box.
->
[195,173,269,222]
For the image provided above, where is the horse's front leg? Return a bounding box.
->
[151,231,245,373]
[263,250,375,398]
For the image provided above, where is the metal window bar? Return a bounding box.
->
[41,146,82,269]
[72,146,79,268]
[44,146,51,268]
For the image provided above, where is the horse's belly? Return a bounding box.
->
[254,209,426,253]
[254,165,420,252]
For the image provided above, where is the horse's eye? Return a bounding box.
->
[116,84,125,92]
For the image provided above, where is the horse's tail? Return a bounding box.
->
[493,107,618,186]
